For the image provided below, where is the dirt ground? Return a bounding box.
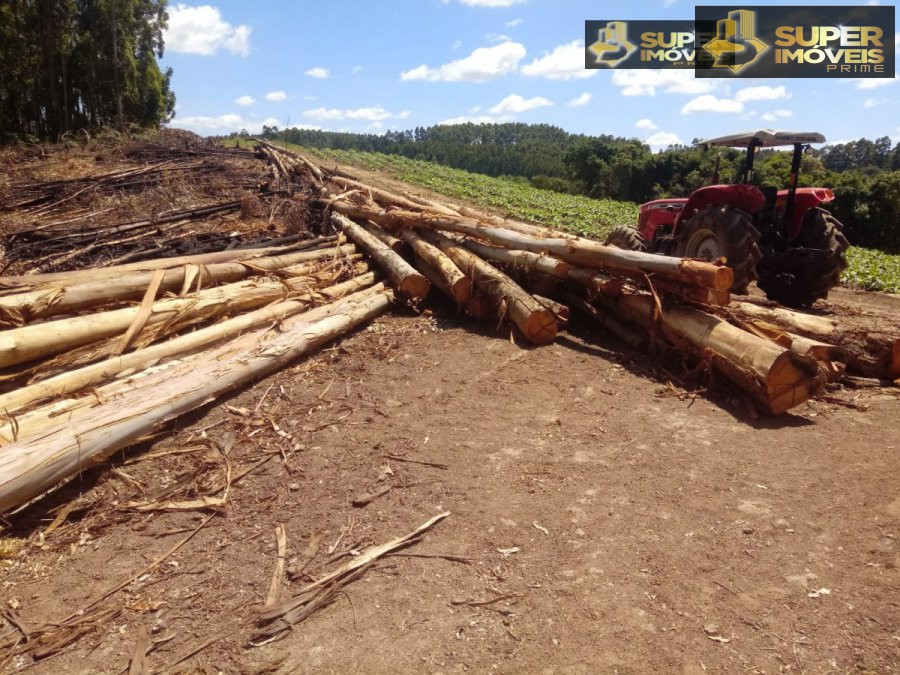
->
[1,284,898,674]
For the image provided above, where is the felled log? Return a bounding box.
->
[400,230,471,304]
[730,301,899,379]
[601,292,822,414]
[327,175,459,217]
[418,229,557,345]
[462,240,570,278]
[360,221,404,253]
[0,244,356,324]
[0,259,366,369]
[0,287,395,514]
[321,201,732,291]
[331,213,429,300]
[0,235,342,291]
[0,277,381,418]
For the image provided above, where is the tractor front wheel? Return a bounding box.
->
[757,208,849,308]
[674,205,762,294]
[604,224,647,252]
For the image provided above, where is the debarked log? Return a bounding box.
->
[0,288,395,514]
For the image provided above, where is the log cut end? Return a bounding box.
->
[680,260,734,291]
[449,276,474,305]
[398,274,431,301]
[523,309,558,346]
[764,351,823,415]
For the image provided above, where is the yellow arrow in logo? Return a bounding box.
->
[588,21,637,68]
[701,9,769,73]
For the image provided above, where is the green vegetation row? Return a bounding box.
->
[306,146,638,239]
[301,145,899,294]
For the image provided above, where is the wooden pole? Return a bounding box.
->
[418,229,557,345]
[400,229,471,304]
[0,244,357,324]
[0,289,394,514]
[322,201,732,291]
[0,276,381,419]
[331,213,429,300]
[0,259,365,369]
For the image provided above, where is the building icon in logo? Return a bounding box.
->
[701,9,768,73]
[588,20,637,68]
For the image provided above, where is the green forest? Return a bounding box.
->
[0,0,175,140]
[260,124,900,252]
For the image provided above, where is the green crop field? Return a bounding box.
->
[249,141,899,294]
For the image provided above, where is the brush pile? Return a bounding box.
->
[0,134,895,517]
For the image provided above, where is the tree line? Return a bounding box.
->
[0,0,175,141]
[260,123,900,252]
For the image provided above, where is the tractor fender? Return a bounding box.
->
[776,187,835,240]
[674,184,765,232]
[637,198,687,243]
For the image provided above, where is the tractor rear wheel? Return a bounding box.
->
[757,208,849,308]
[604,225,646,252]
[674,205,762,294]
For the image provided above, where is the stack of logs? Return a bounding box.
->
[0,139,894,516]
[0,235,394,513]
[257,143,897,415]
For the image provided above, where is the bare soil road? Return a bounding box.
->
[2,287,898,674]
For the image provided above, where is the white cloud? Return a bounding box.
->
[438,114,514,125]
[167,113,300,135]
[863,97,881,108]
[401,41,526,82]
[303,106,411,121]
[489,94,553,114]
[521,40,597,80]
[459,0,524,6]
[163,4,251,56]
[857,78,896,90]
[735,85,791,102]
[487,33,512,43]
[305,67,331,79]
[635,118,657,130]
[265,91,287,102]
[451,40,463,51]
[505,18,523,28]
[760,109,793,121]
[352,65,364,75]
[646,131,681,152]
[568,92,591,108]
[611,69,715,96]
[234,95,255,106]
[303,95,317,101]
[681,94,743,114]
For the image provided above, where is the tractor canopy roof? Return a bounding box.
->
[699,129,826,148]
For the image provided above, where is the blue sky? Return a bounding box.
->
[162,0,900,150]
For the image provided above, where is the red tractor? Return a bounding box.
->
[605,130,849,307]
